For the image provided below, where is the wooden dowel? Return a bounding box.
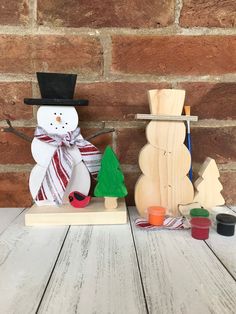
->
[135,114,198,122]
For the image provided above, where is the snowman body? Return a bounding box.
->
[29,106,91,206]
[135,89,194,217]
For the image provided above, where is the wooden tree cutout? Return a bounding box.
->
[94,146,128,209]
[194,157,225,208]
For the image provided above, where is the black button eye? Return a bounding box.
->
[60,113,62,115]
[54,113,56,115]
[50,123,52,125]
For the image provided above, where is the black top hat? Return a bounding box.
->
[24,72,88,106]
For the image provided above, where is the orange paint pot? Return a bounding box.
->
[148,206,166,226]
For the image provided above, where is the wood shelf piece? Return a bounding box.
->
[135,114,198,122]
[25,198,127,226]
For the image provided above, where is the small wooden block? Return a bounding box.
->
[25,198,127,226]
[178,202,202,216]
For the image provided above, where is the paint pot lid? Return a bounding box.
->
[216,214,236,225]
[148,206,166,216]
[190,217,211,228]
[190,208,209,217]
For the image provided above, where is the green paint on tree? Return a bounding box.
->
[94,146,128,198]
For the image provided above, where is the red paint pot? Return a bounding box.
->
[190,217,211,240]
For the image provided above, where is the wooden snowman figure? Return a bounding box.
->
[24,72,101,206]
[135,89,194,217]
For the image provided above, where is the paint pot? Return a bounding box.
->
[216,214,236,237]
[190,208,209,218]
[190,217,211,240]
[148,206,166,226]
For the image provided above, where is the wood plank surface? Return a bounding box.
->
[38,221,147,314]
[0,208,24,234]
[205,206,236,279]
[129,207,236,314]
[0,213,68,314]
[229,206,236,213]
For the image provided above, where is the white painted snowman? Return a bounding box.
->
[25,73,100,206]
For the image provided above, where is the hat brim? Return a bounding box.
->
[24,98,88,106]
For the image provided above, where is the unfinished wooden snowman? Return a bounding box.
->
[25,73,101,206]
[135,89,194,217]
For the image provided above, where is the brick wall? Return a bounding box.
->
[0,0,235,207]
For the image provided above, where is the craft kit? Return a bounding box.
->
[4,79,233,233]
[133,88,234,241]
[135,89,197,217]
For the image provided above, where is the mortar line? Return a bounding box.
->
[0,119,236,128]
[29,0,37,29]
[0,162,235,173]
[174,0,183,25]
[0,74,236,83]
[0,26,236,36]
[98,32,112,79]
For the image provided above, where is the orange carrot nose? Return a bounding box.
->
[56,116,61,122]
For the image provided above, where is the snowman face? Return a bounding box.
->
[37,106,78,134]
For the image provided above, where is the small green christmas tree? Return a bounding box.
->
[94,146,128,209]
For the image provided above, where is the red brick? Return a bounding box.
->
[116,128,146,164]
[0,128,34,164]
[37,0,174,28]
[112,36,236,75]
[0,35,102,75]
[180,0,236,28]
[178,83,236,120]
[80,128,113,153]
[75,82,169,121]
[0,0,29,25]
[123,171,140,206]
[220,171,236,205]
[191,127,236,164]
[0,82,33,121]
[0,172,32,207]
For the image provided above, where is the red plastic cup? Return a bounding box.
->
[190,217,211,240]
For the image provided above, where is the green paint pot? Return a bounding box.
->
[190,208,209,218]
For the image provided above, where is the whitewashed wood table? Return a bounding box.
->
[0,206,236,314]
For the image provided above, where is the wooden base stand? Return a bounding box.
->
[25,198,127,226]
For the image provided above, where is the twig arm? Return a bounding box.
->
[1,119,115,143]
[86,128,115,141]
[1,119,32,142]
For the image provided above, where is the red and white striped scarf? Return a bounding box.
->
[35,126,101,205]
[135,216,190,230]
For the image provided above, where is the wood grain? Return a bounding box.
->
[0,208,24,234]
[25,198,127,226]
[135,89,194,217]
[136,113,198,122]
[129,207,236,314]
[0,213,68,314]
[206,206,236,279]
[37,220,147,314]
[194,157,225,208]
